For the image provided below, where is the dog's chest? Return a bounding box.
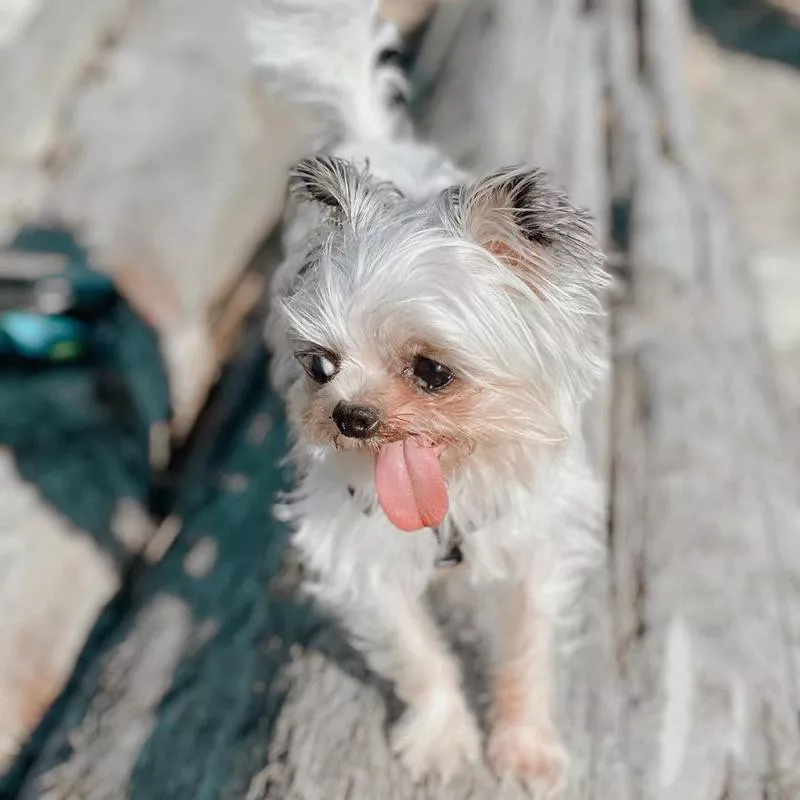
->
[347,480,465,568]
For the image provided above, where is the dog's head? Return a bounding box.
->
[277,155,607,530]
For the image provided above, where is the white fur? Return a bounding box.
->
[250,0,408,145]
[254,0,608,788]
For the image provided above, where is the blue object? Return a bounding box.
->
[0,226,118,362]
[0,311,88,361]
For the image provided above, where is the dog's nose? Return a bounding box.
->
[332,402,381,439]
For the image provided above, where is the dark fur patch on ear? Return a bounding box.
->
[440,184,461,214]
[503,171,550,244]
[440,166,591,251]
[289,156,358,208]
[288,155,405,226]
[495,167,577,246]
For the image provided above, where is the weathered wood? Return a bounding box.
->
[687,28,800,448]
[39,0,304,435]
[0,449,120,772]
[0,0,130,241]
[14,361,301,800]
[31,595,192,800]
[605,0,638,201]
[0,331,161,780]
[0,0,304,434]
[608,0,800,797]
[422,0,584,176]
[10,3,800,800]
[0,0,128,162]
[556,15,631,800]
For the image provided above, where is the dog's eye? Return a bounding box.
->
[412,356,453,393]
[296,350,339,383]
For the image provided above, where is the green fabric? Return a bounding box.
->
[0,297,164,567]
[0,227,313,798]
[0,321,322,799]
[691,0,800,67]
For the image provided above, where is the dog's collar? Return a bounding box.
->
[348,485,464,568]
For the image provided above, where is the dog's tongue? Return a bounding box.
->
[374,439,448,532]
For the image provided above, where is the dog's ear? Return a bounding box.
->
[289,155,402,226]
[440,166,605,301]
[289,156,363,211]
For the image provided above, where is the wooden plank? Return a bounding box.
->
[0,449,123,772]
[608,0,800,796]
[605,0,638,201]
[0,1,41,49]
[0,0,301,770]
[14,352,301,800]
[0,0,129,240]
[422,0,583,175]
[0,289,163,780]
[0,0,128,162]
[40,0,304,436]
[0,0,303,432]
[0,339,160,780]
[556,15,631,800]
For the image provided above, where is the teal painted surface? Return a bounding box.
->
[1,331,326,799]
[691,0,800,68]
[0,299,164,569]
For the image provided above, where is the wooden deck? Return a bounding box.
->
[2,1,800,798]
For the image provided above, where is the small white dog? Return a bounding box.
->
[253,0,608,792]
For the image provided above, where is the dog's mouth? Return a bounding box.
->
[374,439,448,532]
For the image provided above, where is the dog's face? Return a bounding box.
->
[279,156,607,530]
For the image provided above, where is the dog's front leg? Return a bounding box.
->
[480,576,567,795]
[334,578,480,782]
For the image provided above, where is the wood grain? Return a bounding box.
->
[8,1,800,798]
[609,0,800,796]
[41,0,304,433]
[0,0,292,763]
[0,0,305,434]
[0,450,119,772]
[0,0,129,240]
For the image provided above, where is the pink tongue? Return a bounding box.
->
[374,439,448,532]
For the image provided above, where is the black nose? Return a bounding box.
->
[332,402,380,439]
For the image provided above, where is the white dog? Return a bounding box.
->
[253,0,608,792]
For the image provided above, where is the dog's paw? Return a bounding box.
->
[487,722,567,797]
[391,692,480,783]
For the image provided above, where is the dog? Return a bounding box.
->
[252,0,608,792]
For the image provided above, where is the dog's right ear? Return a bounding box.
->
[289,156,402,227]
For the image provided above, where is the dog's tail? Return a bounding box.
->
[249,0,406,147]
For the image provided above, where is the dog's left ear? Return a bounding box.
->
[289,156,363,212]
[289,155,402,227]
[440,166,605,299]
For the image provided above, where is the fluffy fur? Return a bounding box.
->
[254,0,608,791]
